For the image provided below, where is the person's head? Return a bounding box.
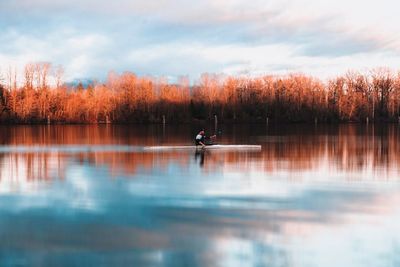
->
[199,129,205,135]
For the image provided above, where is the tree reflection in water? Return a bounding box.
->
[0,124,400,267]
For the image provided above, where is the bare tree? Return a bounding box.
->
[54,64,64,89]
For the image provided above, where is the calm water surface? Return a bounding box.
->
[1,124,400,267]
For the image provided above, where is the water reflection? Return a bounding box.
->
[0,124,400,266]
[194,149,205,167]
[1,124,399,181]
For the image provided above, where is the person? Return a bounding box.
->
[195,129,216,148]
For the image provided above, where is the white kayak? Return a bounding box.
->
[144,145,262,151]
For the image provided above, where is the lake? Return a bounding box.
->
[0,124,399,267]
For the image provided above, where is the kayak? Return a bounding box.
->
[143,145,262,151]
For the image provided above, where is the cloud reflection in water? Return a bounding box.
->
[0,125,400,267]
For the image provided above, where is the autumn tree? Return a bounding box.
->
[2,62,400,124]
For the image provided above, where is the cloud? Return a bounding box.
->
[0,0,399,81]
[0,25,112,80]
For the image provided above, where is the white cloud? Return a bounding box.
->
[0,27,112,80]
[0,0,399,81]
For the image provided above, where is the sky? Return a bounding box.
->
[0,0,399,82]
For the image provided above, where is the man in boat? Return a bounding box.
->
[195,130,216,148]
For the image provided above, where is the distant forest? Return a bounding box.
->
[0,63,400,124]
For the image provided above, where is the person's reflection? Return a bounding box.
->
[194,149,205,167]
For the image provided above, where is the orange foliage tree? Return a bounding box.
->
[1,63,400,123]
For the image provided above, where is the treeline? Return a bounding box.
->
[0,63,400,123]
